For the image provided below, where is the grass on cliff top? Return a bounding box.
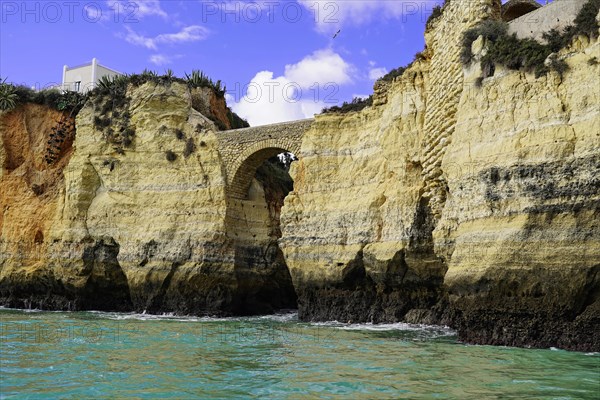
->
[323,49,427,115]
[91,69,226,99]
[0,79,85,114]
[321,95,373,114]
[461,0,600,79]
[377,51,427,83]
[321,49,427,114]
[0,69,248,130]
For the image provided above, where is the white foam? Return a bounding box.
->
[88,310,299,323]
[310,320,455,335]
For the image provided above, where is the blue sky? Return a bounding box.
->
[1,0,447,125]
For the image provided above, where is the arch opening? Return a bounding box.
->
[225,148,299,315]
[502,0,542,22]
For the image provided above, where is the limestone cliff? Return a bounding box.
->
[280,57,440,323]
[437,32,600,350]
[281,0,498,324]
[0,82,295,314]
[280,0,599,351]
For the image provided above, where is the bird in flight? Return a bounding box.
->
[333,29,341,39]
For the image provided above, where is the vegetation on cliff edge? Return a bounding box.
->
[1,70,248,131]
[425,0,450,30]
[461,0,600,79]
[321,96,373,114]
[0,80,85,114]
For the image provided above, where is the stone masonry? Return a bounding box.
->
[216,119,313,199]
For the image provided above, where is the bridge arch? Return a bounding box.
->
[216,119,313,199]
[228,140,301,199]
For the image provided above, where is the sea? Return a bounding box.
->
[0,308,598,399]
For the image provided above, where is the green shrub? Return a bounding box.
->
[547,55,569,79]
[165,150,177,162]
[321,96,373,114]
[426,6,443,28]
[377,50,428,84]
[461,20,508,64]
[574,0,600,38]
[0,81,86,114]
[462,0,599,80]
[0,79,18,111]
[122,127,135,148]
[378,66,408,83]
[425,0,450,29]
[227,108,250,129]
[184,70,226,97]
[183,137,196,158]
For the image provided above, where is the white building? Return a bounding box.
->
[61,58,122,93]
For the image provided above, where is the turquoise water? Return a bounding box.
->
[0,309,598,399]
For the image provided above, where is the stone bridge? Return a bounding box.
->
[216,118,314,199]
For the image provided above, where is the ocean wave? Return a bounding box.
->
[310,320,456,335]
[88,310,299,323]
[0,306,57,313]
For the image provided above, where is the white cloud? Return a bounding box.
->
[123,25,210,50]
[155,25,210,45]
[231,71,310,126]
[298,0,438,34]
[284,49,353,88]
[368,67,387,81]
[231,49,353,126]
[124,27,157,49]
[107,0,167,19]
[149,54,171,65]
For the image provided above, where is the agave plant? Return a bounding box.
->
[141,69,158,78]
[0,78,18,111]
[185,70,226,96]
[96,74,129,97]
[57,91,86,112]
[97,75,114,90]
[185,70,208,88]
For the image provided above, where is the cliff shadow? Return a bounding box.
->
[224,151,298,315]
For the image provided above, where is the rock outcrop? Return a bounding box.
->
[437,29,600,351]
[0,82,296,315]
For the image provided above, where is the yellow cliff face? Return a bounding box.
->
[51,82,233,312]
[279,1,599,349]
[435,30,600,350]
[279,0,501,324]
[0,82,295,314]
[279,60,443,322]
[0,104,77,309]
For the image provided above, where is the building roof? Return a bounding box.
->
[65,60,123,76]
[502,0,542,22]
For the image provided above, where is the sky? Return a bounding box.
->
[1,0,451,126]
